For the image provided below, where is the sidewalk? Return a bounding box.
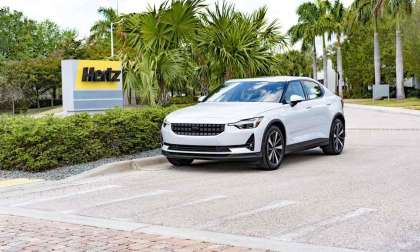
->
[0,215,265,252]
[345,103,420,117]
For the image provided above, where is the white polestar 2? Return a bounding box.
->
[161,76,345,170]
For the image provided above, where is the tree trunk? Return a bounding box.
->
[224,69,232,82]
[158,78,168,105]
[322,34,328,88]
[395,27,405,99]
[36,89,40,109]
[337,37,344,98]
[312,39,318,80]
[373,31,381,86]
[200,78,209,96]
[128,88,132,105]
[12,99,15,115]
[51,87,56,107]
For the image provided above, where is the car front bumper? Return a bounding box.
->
[161,123,263,160]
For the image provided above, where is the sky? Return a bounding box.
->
[1,0,353,39]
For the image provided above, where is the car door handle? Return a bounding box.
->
[305,106,312,109]
[326,103,332,106]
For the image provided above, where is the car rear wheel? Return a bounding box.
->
[167,158,194,166]
[321,118,345,155]
[257,126,285,170]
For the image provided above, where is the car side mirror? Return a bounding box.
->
[290,95,305,107]
[198,96,206,102]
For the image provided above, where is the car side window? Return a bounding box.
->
[302,81,323,100]
[283,81,306,104]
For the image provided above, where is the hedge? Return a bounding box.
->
[0,106,179,172]
[170,96,198,104]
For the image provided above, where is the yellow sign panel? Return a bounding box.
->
[75,60,122,90]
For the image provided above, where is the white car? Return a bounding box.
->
[161,76,345,170]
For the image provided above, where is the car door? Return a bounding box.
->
[301,80,330,140]
[281,81,313,144]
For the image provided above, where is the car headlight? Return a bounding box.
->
[162,118,170,128]
[228,117,263,129]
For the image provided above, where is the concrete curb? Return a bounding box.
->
[65,155,168,182]
[345,103,420,117]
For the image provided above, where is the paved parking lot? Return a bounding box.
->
[0,105,420,252]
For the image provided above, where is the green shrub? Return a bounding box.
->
[0,106,180,172]
[170,96,198,105]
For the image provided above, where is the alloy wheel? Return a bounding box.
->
[333,121,345,152]
[267,130,283,166]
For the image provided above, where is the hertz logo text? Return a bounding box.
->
[82,67,121,82]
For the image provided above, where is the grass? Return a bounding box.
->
[0,106,63,116]
[345,97,420,110]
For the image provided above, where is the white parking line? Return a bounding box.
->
[62,190,172,214]
[229,201,297,220]
[171,195,227,209]
[12,185,121,207]
[202,200,296,228]
[272,208,377,242]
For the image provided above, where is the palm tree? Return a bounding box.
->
[288,2,321,80]
[198,2,286,82]
[352,0,386,86]
[90,7,119,41]
[290,1,331,86]
[316,0,332,89]
[329,0,347,97]
[121,0,204,105]
[387,0,414,99]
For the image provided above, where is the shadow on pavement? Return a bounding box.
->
[170,148,326,173]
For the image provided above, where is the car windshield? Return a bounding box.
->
[205,81,286,103]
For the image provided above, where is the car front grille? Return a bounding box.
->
[166,144,231,152]
[171,123,225,136]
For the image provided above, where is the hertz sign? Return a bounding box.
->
[62,60,123,113]
[81,67,121,82]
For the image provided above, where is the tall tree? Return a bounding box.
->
[387,0,414,99]
[329,0,347,97]
[0,7,36,59]
[90,7,119,41]
[316,0,332,89]
[352,0,386,86]
[290,1,331,87]
[402,0,420,79]
[288,2,321,80]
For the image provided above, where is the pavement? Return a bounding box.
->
[1,105,420,252]
[0,215,262,252]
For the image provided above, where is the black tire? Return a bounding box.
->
[167,158,194,166]
[322,118,345,155]
[257,125,285,170]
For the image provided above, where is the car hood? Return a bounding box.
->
[166,102,283,124]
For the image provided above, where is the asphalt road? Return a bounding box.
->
[1,105,420,252]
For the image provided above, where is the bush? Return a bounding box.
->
[0,106,179,172]
[406,88,420,98]
[170,96,198,105]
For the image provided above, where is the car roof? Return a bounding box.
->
[226,76,315,83]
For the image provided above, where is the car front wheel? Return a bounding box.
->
[322,118,345,155]
[257,126,285,170]
[167,158,194,166]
